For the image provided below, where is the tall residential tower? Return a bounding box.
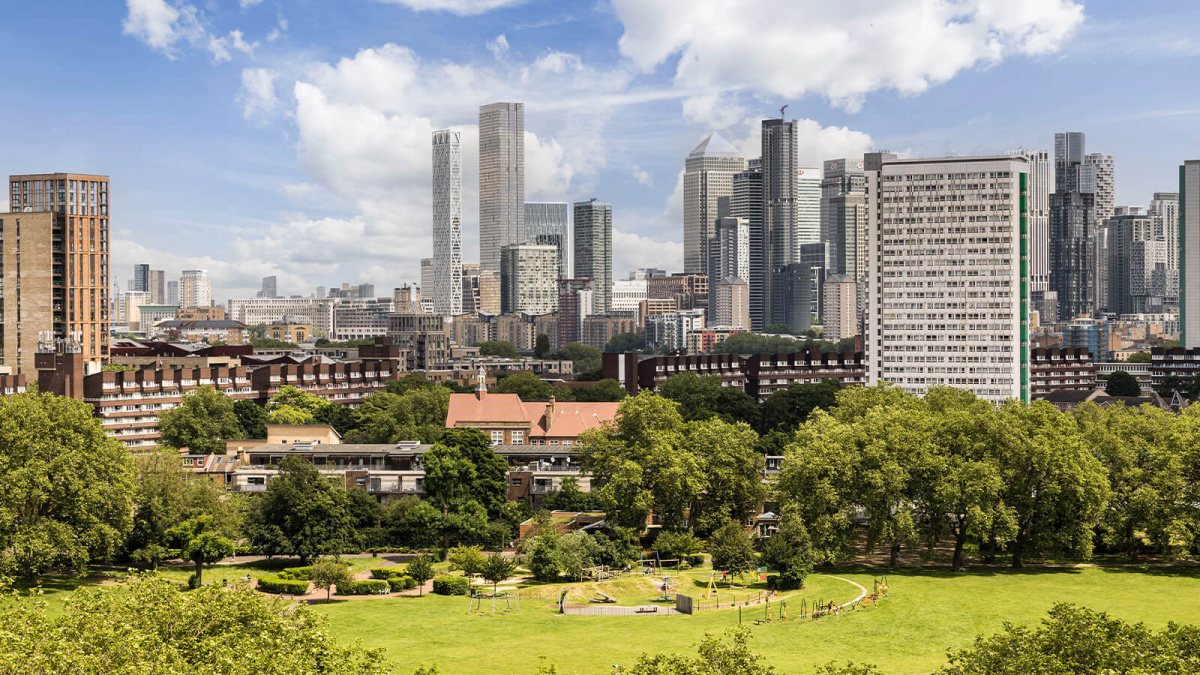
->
[433,129,463,316]
[479,102,524,273]
[573,200,612,315]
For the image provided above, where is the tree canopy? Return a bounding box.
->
[476,340,520,359]
[242,457,356,563]
[1104,370,1142,397]
[495,372,552,400]
[157,386,245,453]
[604,332,645,353]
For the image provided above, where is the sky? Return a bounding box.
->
[2,0,1199,301]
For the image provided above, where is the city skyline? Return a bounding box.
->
[2,1,1198,300]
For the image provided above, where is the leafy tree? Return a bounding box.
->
[243,457,356,563]
[708,521,756,580]
[346,488,382,530]
[166,515,235,587]
[765,323,798,335]
[248,323,269,339]
[761,508,814,590]
[346,387,450,444]
[1124,351,1152,364]
[854,403,925,567]
[534,333,552,358]
[619,626,776,675]
[233,399,268,439]
[0,575,389,674]
[571,379,628,402]
[658,371,759,426]
[477,340,521,359]
[312,559,354,602]
[1155,374,1200,401]
[382,496,443,546]
[479,554,516,594]
[653,530,703,564]
[314,404,357,436]
[126,447,234,568]
[683,418,765,535]
[1105,369,1142,397]
[0,393,136,579]
[495,371,553,400]
[526,536,561,582]
[250,336,300,349]
[542,477,603,512]
[604,332,645,353]
[936,604,1200,675]
[759,379,842,434]
[157,385,245,453]
[267,406,318,425]
[406,556,435,595]
[557,531,602,581]
[448,545,486,576]
[553,343,602,376]
[385,373,434,395]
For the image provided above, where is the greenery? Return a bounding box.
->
[709,332,855,356]
[495,371,553,400]
[552,343,603,379]
[315,337,378,348]
[101,363,139,372]
[1104,369,1141,397]
[0,393,136,579]
[760,508,814,589]
[312,559,354,602]
[250,336,300,349]
[242,457,356,563]
[167,515,234,586]
[476,341,521,359]
[1156,374,1200,401]
[479,554,516,593]
[0,575,387,674]
[432,575,470,596]
[604,332,645,353]
[534,334,552,358]
[338,579,390,595]
[406,556,436,595]
[707,521,756,578]
[256,574,310,595]
[657,371,760,428]
[568,379,628,402]
[448,545,486,577]
[759,379,843,434]
[387,575,417,592]
[1124,351,1152,364]
[233,399,267,439]
[619,627,776,675]
[157,385,246,453]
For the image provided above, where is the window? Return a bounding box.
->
[511,430,524,445]
[511,477,522,487]
[491,430,503,444]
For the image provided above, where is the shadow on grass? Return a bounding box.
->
[823,564,1090,579]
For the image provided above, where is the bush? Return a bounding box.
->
[186,573,200,590]
[387,575,417,592]
[234,545,257,556]
[432,575,471,596]
[370,566,405,580]
[256,575,309,595]
[337,579,390,595]
[278,566,314,581]
[687,554,705,567]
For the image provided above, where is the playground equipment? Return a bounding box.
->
[589,590,616,604]
[701,572,720,599]
[654,575,679,602]
[638,550,680,575]
[874,575,889,597]
[583,566,614,582]
[467,590,519,616]
[558,588,572,614]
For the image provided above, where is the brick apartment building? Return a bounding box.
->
[1029,348,1097,397]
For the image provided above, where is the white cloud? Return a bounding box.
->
[613,228,681,276]
[122,0,204,58]
[240,0,263,7]
[375,0,529,16]
[612,0,1084,113]
[209,30,257,63]
[681,91,744,130]
[487,34,509,62]
[239,68,280,119]
[532,51,583,74]
[729,116,874,166]
[267,13,288,42]
[631,165,653,187]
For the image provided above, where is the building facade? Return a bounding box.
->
[611,278,647,313]
[180,269,211,309]
[524,201,570,279]
[1182,161,1200,348]
[387,313,449,371]
[733,159,765,331]
[1029,347,1096,397]
[683,133,744,275]
[820,158,868,280]
[479,102,524,273]
[573,199,612,314]
[432,129,463,316]
[760,119,798,331]
[711,277,749,329]
[823,273,858,342]
[707,216,749,295]
[228,297,335,336]
[500,243,559,315]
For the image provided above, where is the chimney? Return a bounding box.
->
[545,396,555,431]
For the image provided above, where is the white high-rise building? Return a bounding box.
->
[611,279,648,313]
[167,280,179,306]
[683,133,744,275]
[500,243,559,315]
[524,202,570,278]
[712,277,749,329]
[228,297,336,336]
[479,102,524,273]
[180,270,211,309]
[1085,153,1115,223]
[432,130,463,316]
[1149,192,1179,272]
[707,216,749,292]
[865,153,1030,404]
[1012,150,1052,301]
[420,258,434,301]
[1182,161,1200,348]
[793,166,823,253]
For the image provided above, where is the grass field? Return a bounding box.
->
[313,565,1200,675]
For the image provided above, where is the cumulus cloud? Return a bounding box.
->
[729,117,874,166]
[375,0,529,16]
[209,29,257,63]
[532,51,583,74]
[631,165,653,187]
[487,34,509,62]
[239,68,280,119]
[240,0,263,7]
[613,228,682,276]
[122,0,204,58]
[612,0,1084,113]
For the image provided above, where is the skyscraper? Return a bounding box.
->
[1050,132,1099,321]
[180,269,211,308]
[732,159,764,330]
[761,118,798,330]
[820,158,868,280]
[500,243,559,315]
[683,133,744,275]
[865,153,1030,404]
[1181,161,1200,348]
[707,216,750,292]
[433,129,463,316]
[147,269,166,305]
[1012,150,1053,314]
[260,275,277,299]
[524,202,570,278]
[3,172,111,374]
[794,166,822,252]
[479,102,524,273]
[132,263,149,293]
[167,280,179,306]
[573,199,612,315]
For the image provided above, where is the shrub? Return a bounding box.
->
[336,579,390,595]
[186,573,200,590]
[387,575,417,592]
[432,575,470,596]
[687,554,705,567]
[279,566,314,581]
[256,575,309,595]
[370,566,405,580]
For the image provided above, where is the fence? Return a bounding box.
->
[675,591,772,614]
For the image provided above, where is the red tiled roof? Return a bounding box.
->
[445,393,617,439]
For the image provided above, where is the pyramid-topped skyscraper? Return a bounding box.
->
[683,133,745,275]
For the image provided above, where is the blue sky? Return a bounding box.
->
[2,0,1199,300]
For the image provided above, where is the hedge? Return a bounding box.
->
[257,575,309,595]
[337,579,391,595]
[387,575,417,592]
[432,576,470,596]
[278,566,314,581]
[370,566,406,580]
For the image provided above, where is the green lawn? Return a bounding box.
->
[313,565,1200,675]
[154,556,390,585]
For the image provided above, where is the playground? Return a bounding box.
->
[314,564,1200,674]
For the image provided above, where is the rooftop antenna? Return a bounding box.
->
[779,104,788,119]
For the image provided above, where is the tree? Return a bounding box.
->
[383,496,443,546]
[526,536,561,582]
[233,399,268,439]
[314,404,357,436]
[1124,351,1152,364]
[0,393,136,579]
[759,379,842,434]
[448,545,486,577]
[683,418,765,535]
[0,575,388,674]
[658,371,758,425]
[479,554,516,594]
[267,406,318,425]
[553,343,602,377]
[1155,374,1200,401]
[127,447,234,569]
[495,371,553,400]
[708,521,756,581]
[761,508,814,589]
[406,556,435,595]
[157,385,245,453]
[534,334,552,358]
[167,516,235,587]
[854,403,924,567]
[556,531,601,581]
[619,627,776,675]
[1105,370,1142,397]
[346,387,450,444]
[385,373,434,395]
[604,332,645,353]
[571,379,628,402]
[311,559,354,602]
[542,477,601,512]
[243,457,356,563]
[765,323,798,335]
[476,340,521,359]
[936,604,1200,675]
[653,530,703,564]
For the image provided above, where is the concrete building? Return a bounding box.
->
[387,313,449,370]
[1107,207,1177,315]
[732,159,764,330]
[799,242,830,326]
[1050,132,1103,321]
[180,269,211,309]
[268,322,312,343]
[645,309,705,352]
[823,273,858,341]
[707,216,749,295]
[795,166,822,250]
[866,153,1030,404]
[167,280,179,306]
[1063,316,1111,363]
[177,306,226,321]
[155,319,248,345]
[573,200,612,314]
[1182,161,1200,348]
[760,119,799,331]
[1029,347,1097,397]
[420,257,435,303]
[3,172,111,375]
[120,291,151,331]
[259,276,277,299]
[524,202,570,279]
[1012,150,1052,316]
[685,327,746,353]
[557,279,595,346]
[711,277,749,329]
[137,305,177,331]
[332,298,395,341]
[1149,192,1179,276]
[773,263,812,334]
[581,314,638,350]
[479,102,524,273]
[132,263,149,293]
[477,270,501,315]
[820,157,868,280]
[146,269,165,305]
[647,273,708,311]
[683,133,744,275]
[500,243,559,315]
[433,130,463,316]
[228,297,335,336]
[611,278,648,313]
